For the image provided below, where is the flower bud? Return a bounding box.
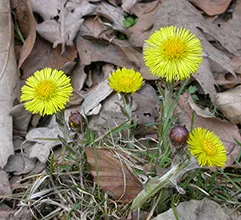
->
[68,111,84,132]
[169,125,189,144]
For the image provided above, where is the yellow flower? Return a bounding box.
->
[108,68,143,93]
[143,26,203,82]
[21,68,73,116]
[187,128,227,167]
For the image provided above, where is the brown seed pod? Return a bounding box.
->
[169,125,189,144]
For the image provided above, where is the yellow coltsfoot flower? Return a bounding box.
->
[187,128,227,167]
[108,68,143,93]
[144,26,203,82]
[21,68,73,116]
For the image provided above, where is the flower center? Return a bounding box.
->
[121,77,133,88]
[203,140,217,156]
[36,80,56,99]
[162,38,186,59]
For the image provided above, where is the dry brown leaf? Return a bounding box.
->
[112,39,159,80]
[127,1,161,47]
[25,118,63,163]
[16,0,37,68]
[21,36,77,79]
[0,204,14,219]
[175,93,241,166]
[112,39,143,68]
[84,148,143,203]
[213,1,241,59]
[95,1,126,33]
[153,198,231,220]
[0,0,19,169]
[151,0,238,101]
[121,0,138,12]
[71,62,87,92]
[0,170,12,195]
[230,56,241,74]
[10,103,32,132]
[79,17,111,40]
[215,72,241,89]
[32,1,125,48]
[79,79,113,115]
[76,36,134,68]
[189,0,232,16]
[132,85,160,136]
[4,154,36,175]
[215,85,241,124]
[32,0,96,48]
[13,207,32,220]
[30,0,59,20]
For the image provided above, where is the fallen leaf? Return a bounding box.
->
[13,135,25,151]
[121,0,139,12]
[66,91,84,108]
[21,36,77,79]
[30,0,59,20]
[79,17,111,40]
[230,56,241,74]
[0,170,12,196]
[96,1,126,33]
[112,39,159,80]
[10,103,32,132]
[80,79,113,115]
[189,0,232,16]
[0,204,14,219]
[89,93,126,133]
[84,148,143,203]
[76,36,135,69]
[29,161,46,175]
[215,85,241,124]
[32,1,96,48]
[215,72,241,89]
[16,0,37,68]
[127,1,161,47]
[25,122,63,163]
[28,142,59,163]
[13,207,33,220]
[0,0,19,168]
[86,63,114,88]
[112,39,143,69]
[4,155,25,173]
[132,84,160,136]
[153,198,231,220]
[213,1,241,58]
[4,154,36,175]
[175,93,241,166]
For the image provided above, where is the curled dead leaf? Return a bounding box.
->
[0,0,19,168]
[21,36,77,79]
[189,0,232,16]
[84,148,143,203]
[16,0,37,68]
[215,85,241,124]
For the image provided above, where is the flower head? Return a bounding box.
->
[21,68,73,116]
[143,26,203,82]
[187,128,227,167]
[108,68,143,93]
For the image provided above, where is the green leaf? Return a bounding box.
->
[123,17,138,28]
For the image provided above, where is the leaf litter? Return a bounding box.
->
[2,0,241,218]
